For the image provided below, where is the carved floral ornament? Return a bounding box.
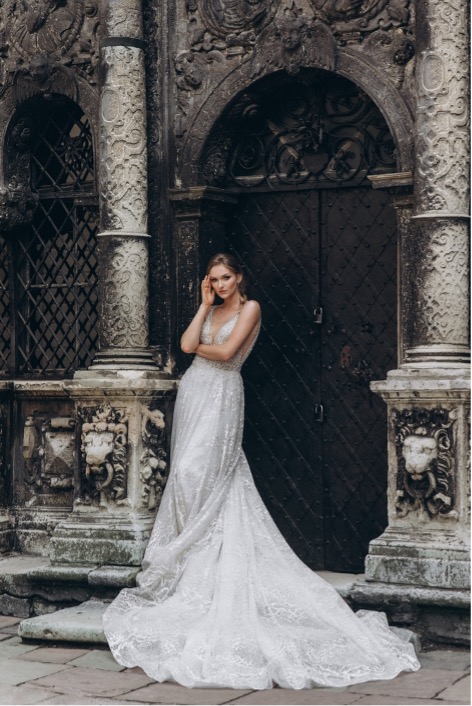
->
[393,408,457,521]
[78,405,128,509]
[184,0,413,58]
[0,0,100,100]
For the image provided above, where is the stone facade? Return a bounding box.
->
[0,0,469,645]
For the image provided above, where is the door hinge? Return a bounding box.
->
[313,307,323,324]
[314,404,324,423]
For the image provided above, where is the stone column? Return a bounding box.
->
[353,1,470,644]
[405,0,470,368]
[50,0,179,569]
[90,0,155,370]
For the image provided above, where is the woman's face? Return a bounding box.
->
[208,264,241,301]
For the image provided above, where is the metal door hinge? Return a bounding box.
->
[313,307,323,324]
[314,404,324,423]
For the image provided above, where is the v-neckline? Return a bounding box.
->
[209,306,241,343]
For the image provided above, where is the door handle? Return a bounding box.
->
[314,404,324,423]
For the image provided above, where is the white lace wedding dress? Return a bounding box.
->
[103,307,420,689]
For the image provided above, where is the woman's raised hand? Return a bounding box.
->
[201,275,215,307]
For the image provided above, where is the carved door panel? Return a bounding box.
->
[226,186,396,572]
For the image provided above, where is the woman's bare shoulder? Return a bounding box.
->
[241,299,261,314]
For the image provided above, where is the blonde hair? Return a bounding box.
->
[206,253,247,303]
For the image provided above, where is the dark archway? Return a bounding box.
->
[0,95,99,377]
[198,70,398,572]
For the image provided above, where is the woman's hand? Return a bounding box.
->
[201,275,215,307]
[180,278,214,354]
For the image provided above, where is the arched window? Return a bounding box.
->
[0,96,98,377]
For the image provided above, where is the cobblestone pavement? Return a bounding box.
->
[0,616,469,706]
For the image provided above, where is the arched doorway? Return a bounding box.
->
[200,70,398,572]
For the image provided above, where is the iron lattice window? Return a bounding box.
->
[0,97,98,377]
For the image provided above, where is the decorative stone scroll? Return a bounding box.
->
[140,406,168,510]
[393,408,457,520]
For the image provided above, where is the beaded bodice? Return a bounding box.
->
[193,305,260,372]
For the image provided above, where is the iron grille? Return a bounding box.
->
[220,72,396,190]
[0,242,11,375]
[1,97,98,377]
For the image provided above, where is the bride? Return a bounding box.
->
[103,252,420,690]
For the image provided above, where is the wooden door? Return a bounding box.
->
[226,185,396,572]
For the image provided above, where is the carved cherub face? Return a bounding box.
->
[30,54,51,84]
[84,430,114,466]
[402,434,438,475]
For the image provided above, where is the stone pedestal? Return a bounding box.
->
[366,369,470,590]
[356,0,470,643]
[50,373,177,566]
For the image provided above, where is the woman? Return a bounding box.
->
[103,253,420,689]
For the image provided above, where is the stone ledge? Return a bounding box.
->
[349,580,470,609]
[18,600,109,643]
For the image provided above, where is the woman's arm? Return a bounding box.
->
[195,300,261,362]
[180,276,214,353]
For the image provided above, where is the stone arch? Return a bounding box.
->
[179,49,414,186]
[0,75,98,182]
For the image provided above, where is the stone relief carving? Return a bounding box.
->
[187,0,279,57]
[100,238,149,349]
[251,5,336,76]
[176,0,414,145]
[99,46,148,232]
[415,0,469,215]
[411,219,469,349]
[393,408,457,520]
[78,405,128,508]
[23,414,76,506]
[140,406,168,510]
[0,0,100,97]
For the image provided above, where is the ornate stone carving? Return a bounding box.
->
[393,408,457,520]
[78,405,128,508]
[0,0,100,94]
[99,237,149,349]
[11,54,78,102]
[140,406,168,510]
[4,0,85,58]
[310,0,410,41]
[415,0,469,216]
[0,186,38,231]
[23,415,76,505]
[252,5,336,76]
[187,0,278,56]
[99,46,148,232]
[406,218,469,362]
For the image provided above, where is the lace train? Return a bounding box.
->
[103,308,420,689]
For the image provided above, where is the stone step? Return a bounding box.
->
[18,600,109,643]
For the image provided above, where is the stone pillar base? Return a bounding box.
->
[50,513,155,566]
[88,348,159,371]
[52,373,178,567]
[365,527,470,589]
[366,368,470,591]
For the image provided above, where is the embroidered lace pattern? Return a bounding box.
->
[103,308,420,689]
